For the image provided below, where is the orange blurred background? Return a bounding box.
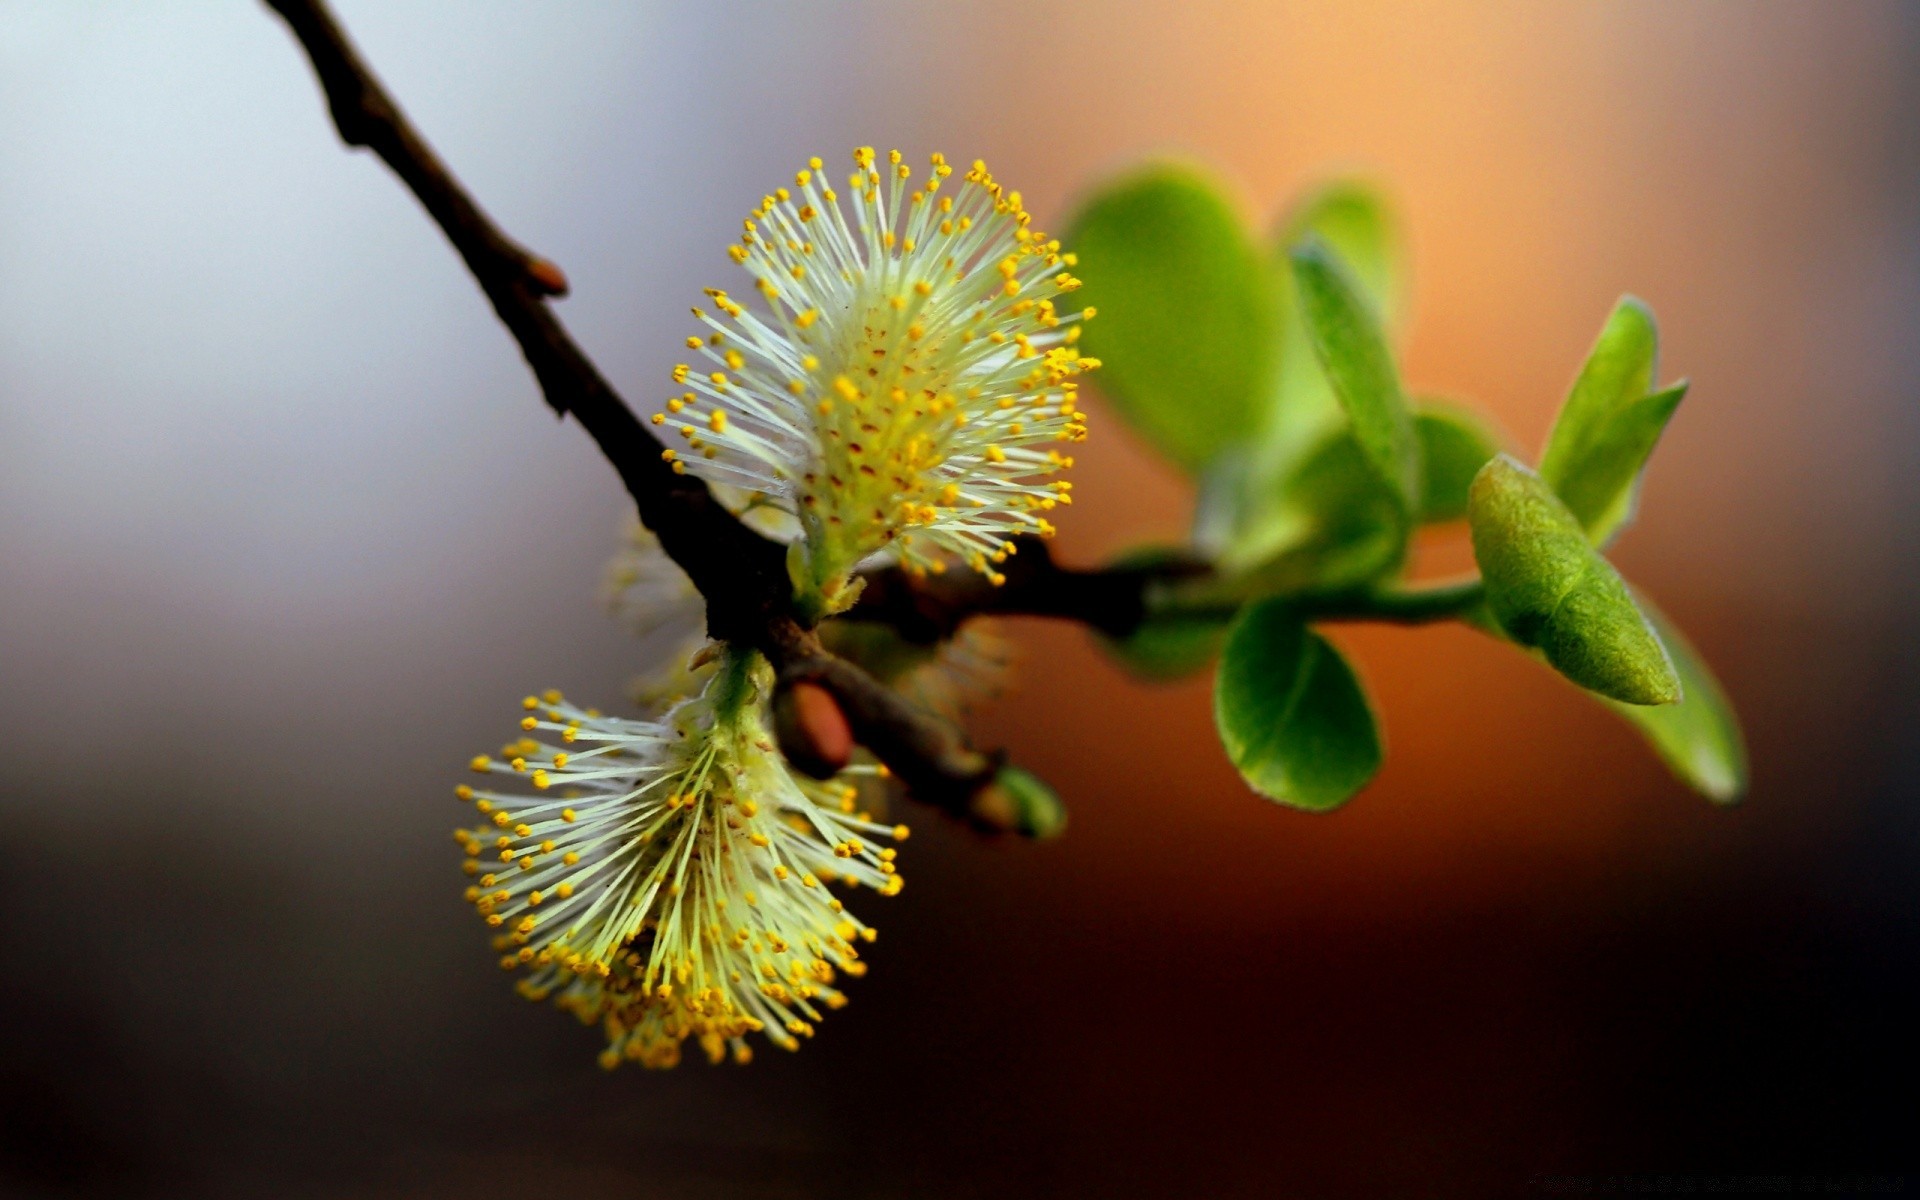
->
[1,3,1914,1196]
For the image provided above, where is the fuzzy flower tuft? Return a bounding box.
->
[653,148,1097,610]
[454,651,906,1068]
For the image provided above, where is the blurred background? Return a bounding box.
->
[1,2,1915,1196]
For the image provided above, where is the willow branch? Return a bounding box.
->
[848,536,1205,643]
[264,0,1005,815]
[851,538,1483,640]
[264,0,794,641]
[763,619,998,811]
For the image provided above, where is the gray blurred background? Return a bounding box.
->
[1,3,1916,1197]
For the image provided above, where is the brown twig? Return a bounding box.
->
[849,535,1207,644]
[264,0,1032,817]
[764,619,999,802]
[263,0,791,642]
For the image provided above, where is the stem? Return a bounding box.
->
[1139,574,1486,629]
[267,0,999,818]
[1303,577,1486,625]
[709,643,760,722]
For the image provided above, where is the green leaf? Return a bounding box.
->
[1538,297,1678,543]
[1467,593,1747,804]
[1274,181,1403,329]
[1468,455,1680,705]
[1289,239,1421,515]
[1254,185,1401,477]
[1414,401,1503,523]
[1214,598,1382,810]
[1067,164,1277,471]
[1194,185,1404,568]
[1224,428,1406,591]
[1540,298,1658,479]
[1603,596,1748,803]
[1554,381,1687,545]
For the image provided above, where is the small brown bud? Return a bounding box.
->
[526,256,570,298]
[774,680,852,779]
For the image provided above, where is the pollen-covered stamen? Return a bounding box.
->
[654,149,1098,601]
[455,657,906,1069]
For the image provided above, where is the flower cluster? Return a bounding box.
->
[455,654,904,1068]
[453,148,1084,1067]
[653,148,1098,611]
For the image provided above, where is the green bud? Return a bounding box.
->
[1469,455,1680,706]
[969,766,1068,839]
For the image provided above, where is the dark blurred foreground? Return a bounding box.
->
[1,610,1916,1198]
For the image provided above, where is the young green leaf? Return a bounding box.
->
[1468,455,1680,706]
[1289,239,1421,515]
[1214,598,1383,811]
[1195,185,1404,570]
[1540,298,1658,477]
[1224,429,1407,592]
[1552,381,1687,545]
[1067,164,1277,472]
[1274,181,1403,329]
[1467,592,1747,804]
[1414,401,1503,522]
[1538,297,1678,543]
[1602,595,1748,803]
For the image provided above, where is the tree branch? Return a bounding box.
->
[265,0,1009,818]
[265,0,790,642]
[848,535,1207,644]
[763,618,998,812]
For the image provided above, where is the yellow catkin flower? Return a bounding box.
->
[454,652,905,1068]
[655,149,1097,607]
